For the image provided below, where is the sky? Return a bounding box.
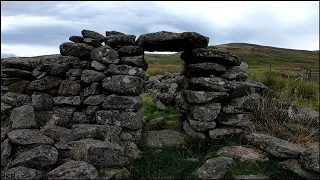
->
[1,1,319,57]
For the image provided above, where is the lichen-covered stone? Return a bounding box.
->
[102,75,144,96]
[183,121,206,139]
[104,35,136,50]
[102,94,142,112]
[245,133,306,159]
[83,94,107,105]
[106,64,146,78]
[90,45,119,64]
[181,48,241,66]
[2,166,43,180]
[96,109,143,129]
[10,145,58,169]
[300,144,319,173]
[91,61,107,71]
[120,55,148,70]
[217,146,269,162]
[81,29,105,40]
[2,68,35,80]
[182,90,228,104]
[71,138,128,168]
[183,62,227,77]
[53,96,81,106]
[60,42,94,57]
[8,129,54,147]
[31,92,53,111]
[7,80,29,93]
[195,157,235,179]
[209,127,243,139]
[217,113,255,127]
[81,70,106,84]
[136,31,209,51]
[1,92,31,108]
[190,103,221,122]
[45,160,99,179]
[280,159,319,179]
[188,118,217,131]
[27,76,62,91]
[118,45,144,57]
[146,130,185,148]
[58,80,81,96]
[10,104,37,129]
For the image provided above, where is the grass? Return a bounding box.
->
[248,93,318,147]
[214,43,319,70]
[142,93,181,131]
[129,134,301,179]
[249,71,319,111]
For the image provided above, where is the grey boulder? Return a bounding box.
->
[7,129,55,147]
[45,160,99,179]
[71,138,128,168]
[81,70,106,84]
[102,94,142,112]
[118,45,144,57]
[83,94,107,105]
[27,76,62,91]
[96,109,143,129]
[103,35,136,50]
[81,29,105,40]
[209,127,243,139]
[136,31,209,51]
[31,92,53,110]
[190,103,221,122]
[10,145,58,169]
[53,96,81,106]
[245,133,306,158]
[10,104,37,129]
[106,64,146,78]
[181,48,241,66]
[90,45,119,64]
[58,80,81,96]
[120,55,148,70]
[195,157,235,179]
[102,75,144,96]
[60,42,94,57]
[300,144,319,173]
[182,90,228,104]
[2,166,43,180]
[146,130,185,148]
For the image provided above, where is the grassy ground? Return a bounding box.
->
[128,93,305,179]
[129,131,302,179]
[142,93,181,131]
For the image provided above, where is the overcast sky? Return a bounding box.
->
[1,1,319,57]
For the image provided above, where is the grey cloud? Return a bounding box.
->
[1,1,319,55]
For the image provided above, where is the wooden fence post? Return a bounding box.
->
[269,62,271,71]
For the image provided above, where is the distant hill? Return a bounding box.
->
[213,43,319,69]
[145,43,319,71]
[1,53,18,58]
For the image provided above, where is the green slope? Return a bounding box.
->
[144,43,319,71]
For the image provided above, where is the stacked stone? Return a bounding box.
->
[0,29,144,179]
[178,46,268,140]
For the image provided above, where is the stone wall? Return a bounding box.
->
[1,29,269,179]
[1,30,149,179]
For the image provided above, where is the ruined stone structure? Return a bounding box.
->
[1,29,317,179]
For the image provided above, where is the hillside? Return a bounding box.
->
[145,43,319,72]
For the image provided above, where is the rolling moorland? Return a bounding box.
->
[145,43,319,75]
[1,42,319,179]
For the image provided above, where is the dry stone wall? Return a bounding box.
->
[1,29,269,179]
